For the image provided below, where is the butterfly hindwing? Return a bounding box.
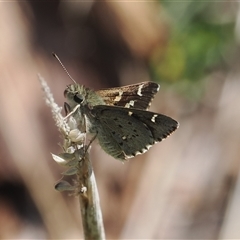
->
[96,82,160,110]
[89,105,178,159]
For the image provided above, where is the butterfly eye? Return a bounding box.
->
[74,94,83,104]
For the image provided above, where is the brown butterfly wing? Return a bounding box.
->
[96,82,160,110]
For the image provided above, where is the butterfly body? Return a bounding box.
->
[64,82,179,160]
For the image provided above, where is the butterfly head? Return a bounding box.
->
[64,83,106,110]
[64,84,88,108]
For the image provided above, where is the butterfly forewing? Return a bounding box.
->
[96,82,160,110]
[90,105,178,160]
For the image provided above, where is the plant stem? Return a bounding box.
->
[78,152,105,240]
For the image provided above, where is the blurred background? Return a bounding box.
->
[0,1,239,239]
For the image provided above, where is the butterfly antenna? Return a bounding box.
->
[52,52,77,84]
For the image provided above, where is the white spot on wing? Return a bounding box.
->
[125,100,135,108]
[151,114,158,123]
[145,144,152,150]
[114,90,123,102]
[124,147,150,159]
[137,84,144,96]
[128,111,133,116]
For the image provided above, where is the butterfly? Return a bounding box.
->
[64,81,179,160]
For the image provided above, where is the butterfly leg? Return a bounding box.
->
[64,102,71,115]
[63,103,80,120]
[84,133,97,154]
